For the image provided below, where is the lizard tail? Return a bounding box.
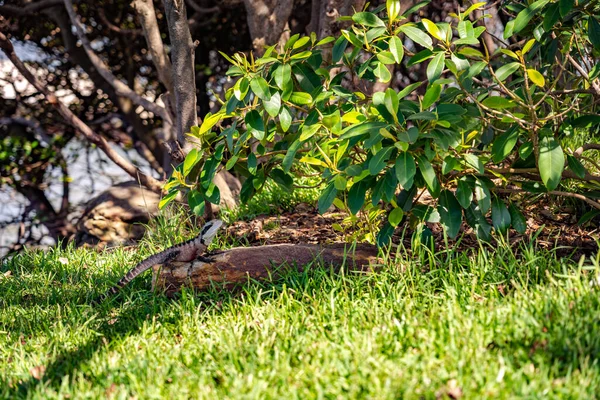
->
[93,252,174,304]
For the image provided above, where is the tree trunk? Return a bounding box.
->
[152,243,381,296]
[162,0,198,162]
[243,0,294,55]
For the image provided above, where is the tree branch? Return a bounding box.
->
[0,32,163,193]
[63,0,170,121]
[132,0,175,95]
[574,144,600,158]
[494,187,600,210]
[0,0,65,16]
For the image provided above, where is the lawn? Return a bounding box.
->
[2,225,600,399]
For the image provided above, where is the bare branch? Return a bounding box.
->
[97,8,143,37]
[184,0,219,14]
[495,187,600,210]
[132,0,174,95]
[0,32,163,193]
[566,53,600,96]
[63,0,170,121]
[574,144,600,158]
[0,0,65,16]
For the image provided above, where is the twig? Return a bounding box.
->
[494,187,600,210]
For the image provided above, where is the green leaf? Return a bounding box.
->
[590,17,600,50]
[159,190,178,209]
[340,122,387,140]
[538,135,564,190]
[377,222,395,246]
[334,174,347,190]
[183,148,200,176]
[264,92,281,117]
[513,0,550,34]
[279,106,292,132]
[273,64,292,91]
[374,61,392,83]
[482,96,516,109]
[475,178,491,214]
[559,0,572,16]
[283,140,302,173]
[250,76,271,100]
[397,82,423,99]
[318,182,338,214]
[567,155,586,179]
[198,112,224,136]
[293,36,311,49]
[508,203,527,234]
[299,123,321,141]
[417,155,440,197]
[245,110,264,139]
[247,153,257,175]
[395,152,416,189]
[464,154,484,174]
[271,168,293,191]
[491,197,511,233]
[187,190,205,216]
[289,92,313,105]
[316,36,335,46]
[387,0,401,22]
[495,62,520,82]
[438,190,462,238]
[388,207,404,227]
[377,51,396,65]
[389,36,404,64]
[204,183,220,205]
[426,52,445,82]
[526,68,545,87]
[457,20,474,39]
[400,25,433,50]
[332,36,348,63]
[352,12,385,27]
[442,155,459,175]
[421,84,441,110]
[462,2,486,20]
[233,77,249,101]
[456,179,473,209]
[465,203,492,241]
[369,146,394,175]
[384,88,399,120]
[421,19,445,41]
[348,179,371,214]
[408,49,434,66]
[492,126,519,163]
[543,2,560,31]
[407,111,437,121]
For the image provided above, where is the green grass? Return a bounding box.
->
[2,234,600,399]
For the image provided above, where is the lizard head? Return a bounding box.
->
[200,219,224,246]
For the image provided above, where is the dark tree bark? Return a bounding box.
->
[243,0,294,55]
[162,0,198,162]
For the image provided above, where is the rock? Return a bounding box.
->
[74,181,160,247]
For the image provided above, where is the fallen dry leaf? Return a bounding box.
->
[29,365,46,380]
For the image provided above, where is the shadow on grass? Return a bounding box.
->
[1,263,316,398]
[489,290,600,376]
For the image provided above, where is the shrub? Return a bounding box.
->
[163,0,600,245]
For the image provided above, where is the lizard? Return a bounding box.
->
[94,219,224,303]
